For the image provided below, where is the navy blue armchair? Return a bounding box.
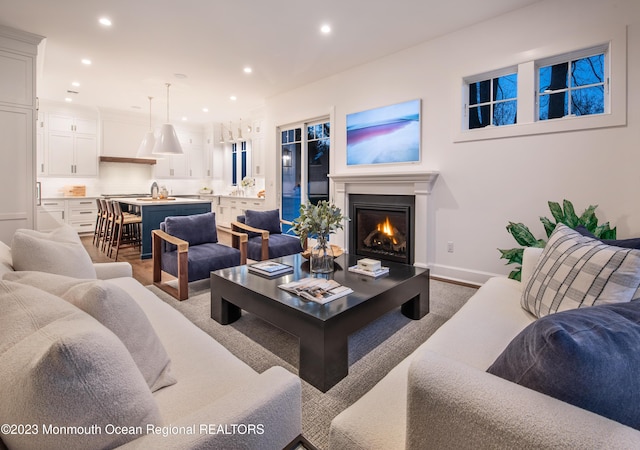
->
[152,212,247,300]
[231,209,305,261]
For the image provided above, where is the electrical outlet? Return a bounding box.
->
[447,241,454,253]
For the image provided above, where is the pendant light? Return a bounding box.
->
[227,121,235,143]
[219,123,225,144]
[237,118,244,142]
[152,83,183,155]
[136,96,156,158]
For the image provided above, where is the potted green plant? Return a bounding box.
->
[498,199,616,281]
[291,200,347,273]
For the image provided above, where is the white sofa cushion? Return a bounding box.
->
[10,224,96,279]
[3,271,176,392]
[0,280,161,450]
[522,224,640,318]
[0,241,12,276]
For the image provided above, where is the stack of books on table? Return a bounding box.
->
[348,258,389,278]
[248,261,294,277]
[278,278,353,304]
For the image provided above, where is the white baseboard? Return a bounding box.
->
[427,263,504,286]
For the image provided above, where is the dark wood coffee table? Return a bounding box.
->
[210,253,429,392]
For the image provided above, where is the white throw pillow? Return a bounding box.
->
[0,280,161,450]
[522,224,640,318]
[10,224,96,279]
[3,271,176,392]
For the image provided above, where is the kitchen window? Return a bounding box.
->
[230,141,247,186]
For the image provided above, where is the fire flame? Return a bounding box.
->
[377,217,399,245]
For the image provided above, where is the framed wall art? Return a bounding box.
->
[346,98,421,166]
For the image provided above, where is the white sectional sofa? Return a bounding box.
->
[0,225,302,450]
[330,244,640,449]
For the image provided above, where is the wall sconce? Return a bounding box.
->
[282,148,292,167]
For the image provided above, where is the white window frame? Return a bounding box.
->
[455,25,626,142]
[536,44,608,121]
[464,67,518,130]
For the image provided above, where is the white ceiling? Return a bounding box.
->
[0,0,542,124]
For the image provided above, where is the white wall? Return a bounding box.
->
[264,0,640,283]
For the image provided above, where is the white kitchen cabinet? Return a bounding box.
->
[187,143,204,178]
[36,111,45,175]
[216,196,266,228]
[0,26,42,243]
[203,130,214,178]
[181,130,204,179]
[37,198,98,234]
[45,113,98,176]
[67,198,98,234]
[154,129,205,179]
[37,200,66,232]
[153,153,187,178]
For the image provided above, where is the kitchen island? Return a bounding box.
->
[112,197,212,259]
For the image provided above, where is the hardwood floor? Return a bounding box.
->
[81,227,233,286]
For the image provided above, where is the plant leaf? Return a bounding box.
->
[506,222,540,247]
[548,201,564,224]
[578,205,598,231]
[594,223,617,240]
[498,247,523,265]
[540,216,556,238]
[562,199,579,228]
[508,267,522,281]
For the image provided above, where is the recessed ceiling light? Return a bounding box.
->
[64,97,73,102]
[202,107,209,113]
[243,67,252,74]
[181,117,188,121]
[71,81,80,87]
[230,95,237,101]
[81,58,92,65]
[131,105,142,110]
[320,24,331,34]
[98,17,112,27]
[174,73,188,79]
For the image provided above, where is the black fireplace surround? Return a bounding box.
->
[349,194,415,265]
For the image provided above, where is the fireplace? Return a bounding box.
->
[349,194,415,265]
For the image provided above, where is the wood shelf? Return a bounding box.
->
[99,156,156,165]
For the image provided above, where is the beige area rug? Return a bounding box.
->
[148,278,477,449]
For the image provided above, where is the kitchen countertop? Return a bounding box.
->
[41,196,101,200]
[216,194,264,199]
[111,197,213,206]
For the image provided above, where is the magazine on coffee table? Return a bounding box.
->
[248,261,294,277]
[278,278,353,304]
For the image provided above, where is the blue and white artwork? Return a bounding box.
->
[346,99,421,166]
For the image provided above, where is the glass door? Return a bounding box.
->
[280,119,331,223]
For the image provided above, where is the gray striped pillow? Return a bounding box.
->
[522,224,640,318]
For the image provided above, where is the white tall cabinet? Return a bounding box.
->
[46,113,98,176]
[0,25,43,243]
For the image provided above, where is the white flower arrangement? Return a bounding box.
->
[241,177,255,188]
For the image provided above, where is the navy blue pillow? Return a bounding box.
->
[245,209,281,235]
[487,300,640,430]
[575,225,640,250]
[164,212,218,247]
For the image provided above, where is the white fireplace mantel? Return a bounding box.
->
[329,171,439,268]
[330,171,439,193]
